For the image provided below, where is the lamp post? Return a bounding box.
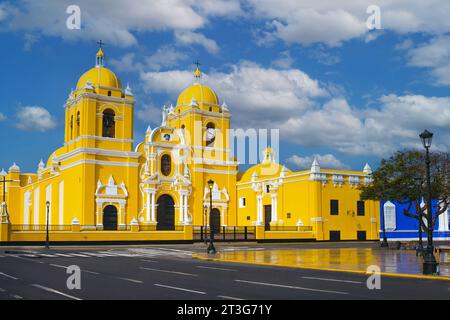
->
[207,179,216,254]
[45,201,50,249]
[419,129,438,274]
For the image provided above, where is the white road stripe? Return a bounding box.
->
[140,267,198,277]
[49,264,68,269]
[39,254,58,258]
[83,270,100,275]
[141,259,159,263]
[196,266,237,272]
[53,253,74,258]
[31,284,82,300]
[217,295,244,300]
[235,279,349,295]
[67,253,90,257]
[0,272,18,280]
[301,276,363,284]
[10,294,23,300]
[10,255,44,264]
[0,288,6,292]
[154,284,206,295]
[116,277,143,284]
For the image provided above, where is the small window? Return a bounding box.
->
[161,154,172,176]
[76,111,80,126]
[246,216,250,221]
[108,91,112,96]
[330,200,339,215]
[102,109,115,138]
[239,197,246,208]
[209,107,212,112]
[266,185,270,193]
[357,201,365,216]
[287,213,291,219]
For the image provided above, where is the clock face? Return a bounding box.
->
[206,127,216,145]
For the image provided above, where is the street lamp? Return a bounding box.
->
[419,129,438,274]
[45,201,50,249]
[207,179,216,254]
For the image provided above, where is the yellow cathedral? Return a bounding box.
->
[0,48,379,244]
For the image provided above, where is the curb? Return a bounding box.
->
[192,254,450,282]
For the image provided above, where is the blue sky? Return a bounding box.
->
[1,0,450,173]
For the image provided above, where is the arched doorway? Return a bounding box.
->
[210,208,221,234]
[103,205,118,230]
[157,195,175,230]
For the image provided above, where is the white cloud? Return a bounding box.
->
[140,61,327,126]
[2,0,209,47]
[110,47,188,73]
[247,0,450,46]
[272,51,294,69]
[286,154,349,170]
[0,112,6,121]
[15,106,56,132]
[139,63,450,156]
[175,31,220,54]
[406,35,450,86]
[136,104,163,124]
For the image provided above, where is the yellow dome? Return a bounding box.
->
[76,66,122,90]
[176,82,219,106]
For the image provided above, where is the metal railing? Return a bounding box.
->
[193,226,256,242]
[139,225,184,232]
[10,225,72,232]
[267,226,313,232]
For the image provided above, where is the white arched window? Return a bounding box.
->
[383,201,396,231]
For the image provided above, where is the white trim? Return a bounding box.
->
[65,92,134,108]
[57,147,140,162]
[191,158,238,166]
[65,136,134,147]
[60,160,139,171]
[193,168,237,175]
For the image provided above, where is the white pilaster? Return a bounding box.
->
[271,193,278,222]
[179,194,184,223]
[256,195,263,225]
[151,192,156,222]
[183,194,189,223]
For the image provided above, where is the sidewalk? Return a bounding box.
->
[194,247,450,280]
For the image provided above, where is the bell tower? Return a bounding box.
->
[64,46,135,152]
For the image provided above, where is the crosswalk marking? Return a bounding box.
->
[2,248,194,260]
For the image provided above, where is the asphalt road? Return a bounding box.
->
[0,245,449,300]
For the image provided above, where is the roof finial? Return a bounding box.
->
[96,40,105,67]
[193,60,202,82]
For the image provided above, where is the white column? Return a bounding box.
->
[183,194,189,223]
[146,190,151,222]
[179,194,185,223]
[33,187,40,225]
[151,192,156,222]
[271,193,278,223]
[23,191,31,227]
[256,195,263,225]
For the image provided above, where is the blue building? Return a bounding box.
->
[380,199,450,241]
